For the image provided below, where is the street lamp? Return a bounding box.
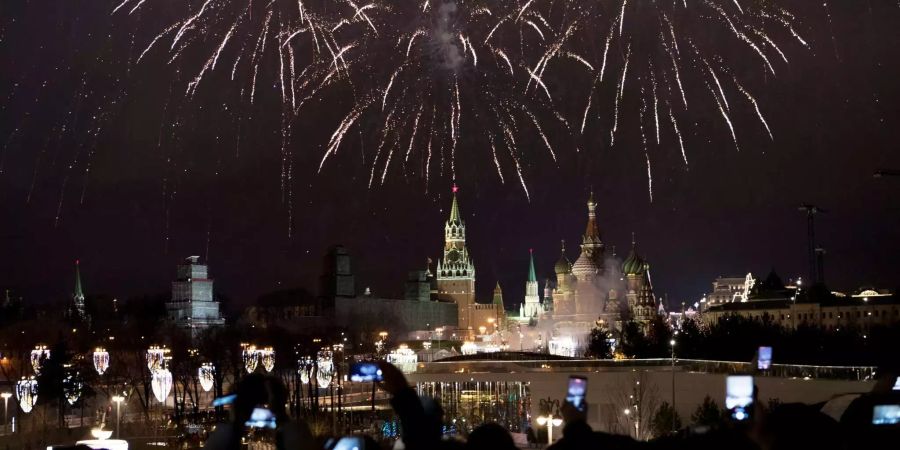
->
[1,392,11,434]
[535,415,563,444]
[112,395,125,438]
[669,339,676,432]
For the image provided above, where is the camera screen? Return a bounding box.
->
[566,376,587,411]
[872,405,900,425]
[757,346,773,370]
[350,363,383,382]
[245,407,277,429]
[726,376,754,421]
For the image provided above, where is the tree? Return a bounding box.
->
[691,395,725,428]
[619,321,650,358]
[646,314,674,357]
[587,326,613,359]
[651,401,682,437]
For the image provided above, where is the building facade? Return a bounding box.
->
[166,256,225,336]
[703,294,900,330]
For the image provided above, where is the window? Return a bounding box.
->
[856,311,861,318]
[829,312,833,319]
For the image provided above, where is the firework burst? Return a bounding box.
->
[564,0,808,200]
[316,1,586,200]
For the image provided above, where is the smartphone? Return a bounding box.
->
[725,375,754,421]
[872,405,900,425]
[212,394,236,407]
[757,346,773,370]
[245,407,277,429]
[566,376,587,412]
[350,362,383,382]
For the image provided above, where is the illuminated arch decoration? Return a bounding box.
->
[146,346,168,372]
[198,363,215,392]
[151,369,173,403]
[259,347,275,373]
[242,344,259,374]
[316,349,334,389]
[93,348,110,375]
[30,345,50,375]
[16,377,38,413]
[298,356,313,384]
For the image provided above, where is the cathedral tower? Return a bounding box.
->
[436,184,477,331]
[622,234,656,325]
[571,192,605,281]
[553,240,576,316]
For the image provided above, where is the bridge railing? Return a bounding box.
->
[412,358,877,381]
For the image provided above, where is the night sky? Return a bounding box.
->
[1,1,898,311]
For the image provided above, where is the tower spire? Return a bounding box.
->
[528,248,537,282]
[449,183,461,224]
[74,259,84,302]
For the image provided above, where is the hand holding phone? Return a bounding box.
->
[566,376,587,412]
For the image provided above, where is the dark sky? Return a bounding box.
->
[1,1,898,310]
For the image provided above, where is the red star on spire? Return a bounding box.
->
[452,183,459,194]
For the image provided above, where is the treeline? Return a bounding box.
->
[590,314,900,367]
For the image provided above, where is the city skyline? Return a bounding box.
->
[3,181,895,312]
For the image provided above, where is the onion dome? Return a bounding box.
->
[622,233,647,276]
[572,253,600,278]
[554,240,572,274]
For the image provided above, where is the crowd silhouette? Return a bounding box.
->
[197,361,900,450]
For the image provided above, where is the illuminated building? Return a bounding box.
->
[165,256,225,337]
[435,184,505,336]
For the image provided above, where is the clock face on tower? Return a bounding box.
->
[447,249,460,263]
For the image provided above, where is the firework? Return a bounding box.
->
[568,0,807,197]
[317,1,582,199]
[1,0,811,220]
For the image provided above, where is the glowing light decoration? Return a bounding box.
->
[30,345,50,375]
[386,345,418,374]
[63,369,83,405]
[242,344,259,374]
[298,357,313,384]
[461,341,478,355]
[316,349,334,389]
[548,336,577,358]
[259,347,275,373]
[198,363,215,392]
[146,346,168,372]
[16,377,38,413]
[93,348,110,375]
[151,369,173,403]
